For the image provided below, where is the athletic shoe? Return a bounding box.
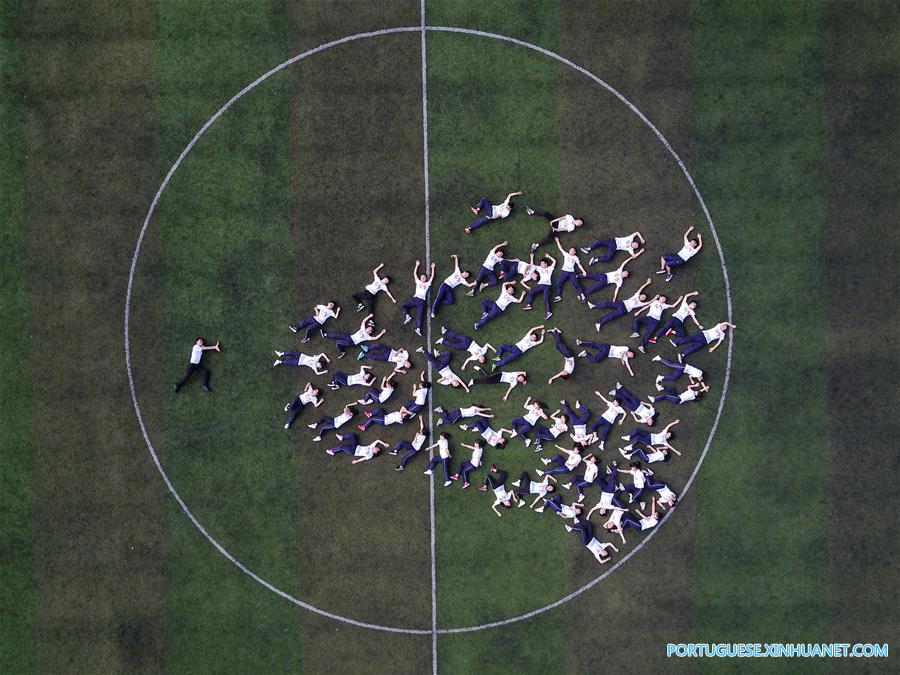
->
[540,457,551,466]
[467,380,474,387]
[638,346,645,354]
[174,384,180,393]
[356,303,365,311]
[621,435,630,441]
[525,205,535,215]
[416,346,424,353]
[430,313,436,319]
[578,294,586,302]
[564,524,573,532]
[580,247,590,254]
[652,355,661,362]
[301,337,310,344]
[678,353,683,364]
[477,485,487,492]
[284,423,290,430]
[389,449,398,455]
[423,469,432,475]
[326,448,336,455]
[356,352,365,361]
[463,482,470,489]
[517,499,526,508]
[403,314,412,325]
[534,444,543,453]
[669,339,678,347]
[450,474,459,480]
[435,338,444,345]
[395,466,404,471]
[312,436,321,442]
[619,448,629,458]
[545,312,553,320]
[473,323,479,331]
[588,256,597,266]
[549,327,561,334]
[655,269,666,275]
[414,328,422,336]
[577,350,587,358]
[562,482,572,490]
[553,296,562,303]
[629,332,640,338]
[434,405,444,414]
[587,301,595,309]
[289,325,298,333]
[357,424,366,431]
[665,273,673,282]
[522,305,532,311]
[534,507,544,513]
[655,375,664,391]
[512,480,521,487]
[577,494,585,503]
[594,323,601,331]
[478,282,488,292]
[459,424,468,430]
[599,441,605,450]
[524,439,532,448]
[466,289,475,297]
[273,361,280,367]
[337,352,345,359]
[202,386,211,392]
[443,481,452,487]
[575,339,583,345]
[648,337,657,344]
[536,469,544,476]
[490,465,498,473]
[530,243,539,252]
[640,501,646,510]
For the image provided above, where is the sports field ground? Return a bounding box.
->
[1,1,898,673]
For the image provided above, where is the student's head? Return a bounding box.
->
[346,405,357,415]
[573,503,583,514]
[326,301,335,309]
[381,276,390,284]
[365,326,375,335]
[630,461,642,470]
[587,455,597,464]
[517,374,527,384]
[530,272,539,281]
[496,249,505,259]
[626,350,635,359]
[546,484,555,493]
[501,500,512,508]
[402,360,412,370]
[690,239,699,248]
[533,399,544,409]
[574,218,584,226]
[573,443,583,454]
[364,374,375,384]
[622,270,631,279]
[310,387,320,396]
[559,414,569,424]
[630,240,640,251]
[438,432,447,440]
[603,521,614,531]
[373,447,381,455]
[646,418,655,427]
[477,354,485,364]
[451,379,460,388]
[529,334,539,343]
[461,271,470,279]
[507,201,515,210]
[539,260,548,268]
[689,301,697,309]
[419,273,428,282]
[658,295,667,303]
[568,247,577,255]
[195,338,204,346]
[664,431,672,440]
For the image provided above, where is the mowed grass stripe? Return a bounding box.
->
[0,0,34,670]
[287,9,433,656]
[23,2,167,670]
[823,2,899,663]
[691,0,828,666]
[152,1,302,671]
[425,1,567,667]
[557,1,706,670]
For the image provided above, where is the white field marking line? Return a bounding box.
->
[420,1,439,673]
[124,24,733,637]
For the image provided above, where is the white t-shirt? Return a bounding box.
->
[460,406,478,418]
[299,389,317,405]
[516,335,537,353]
[530,479,551,496]
[632,470,646,489]
[677,241,699,261]
[598,491,614,508]
[649,431,667,445]
[683,363,703,379]
[583,462,599,483]
[678,389,698,403]
[445,270,465,288]
[313,304,336,324]
[482,251,502,269]
[563,357,575,374]
[389,349,408,367]
[366,276,387,295]
[587,538,613,557]
[602,403,625,423]
[516,260,536,277]
[559,503,579,519]
[623,293,643,312]
[354,443,378,460]
[189,344,203,364]
[438,366,455,381]
[615,234,637,251]
[437,438,450,458]
[481,427,503,447]
[414,387,429,405]
[640,515,659,530]
[414,279,430,300]
[537,264,554,285]
[297,353,320,368]
[555,214,578,232]
[384,411,405,425]
[673,298,696,321]
[333,410,353,428]
[607,509,624,528]
[469,446,483,468]
[350,327,370,344]
[608,345,630,360]
[499,371,521,385]
[493,485,513,501]
[467,341,487,359]
[496,288,516,310]
[634,403,656,423]
[646,449,667,463]
[561,251,579,272]
[647,299,666,320]
[656,485,677,503]
[606,270,624,288]
[347,371,369,386]
[491,201,512,219]
[412,432,427,451]
[377,385,394,403]
[703,325,725,343]
[523,407,542,425]
[564,453,582,471]
[550,419,568,438]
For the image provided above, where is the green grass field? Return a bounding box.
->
[1,1,897,673]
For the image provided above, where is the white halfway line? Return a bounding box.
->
[124,24,733,638]
[420,1,439,674]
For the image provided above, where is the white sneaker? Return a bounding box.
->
[443,481,452,487]
[534,507,544,513]
[638,346,645,354]
[629,332,639,338]
[669,339,677,347]
[435,338,444,345]
[536,469,544,476]
[283,423,290,429]
[273,361,280,367]
[587,301,595,309]
[415,328,422,336]
[565,524,573,532]
[289,325,298,333]
[312,436,321,442]
[307,423,317,429]
[640,501,646,510]
[435,405,444,414]
[562,482,572,490]
[588,256,597,266]
[595,323,601,331]
[423,470,433,475]
[655,375,664,391]
[517,499,526,508]
[460,424,468,430]
[577,494,585,503]
[540,457,551,466]
[577,350,587,358]
[526,206,535,215]
[416,346,424,353]
[652,355,661,362]
[467,380,474,387]
[512,480,521,487]
[580,247,590,254]
[524,439,532,448]
[403,314,412,325]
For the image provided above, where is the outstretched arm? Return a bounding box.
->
[412,259,421,281]
[683,225,694,244]
[373,262,384,275]
[505,191,523,203]
[637,277,652,295]
[493,240,509,254]
[554,237,566,254]
[360,314,374,330]
[385,288,397,303]
[503,383,516,402]
[594,391,611,405]
[623,356,635,378]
